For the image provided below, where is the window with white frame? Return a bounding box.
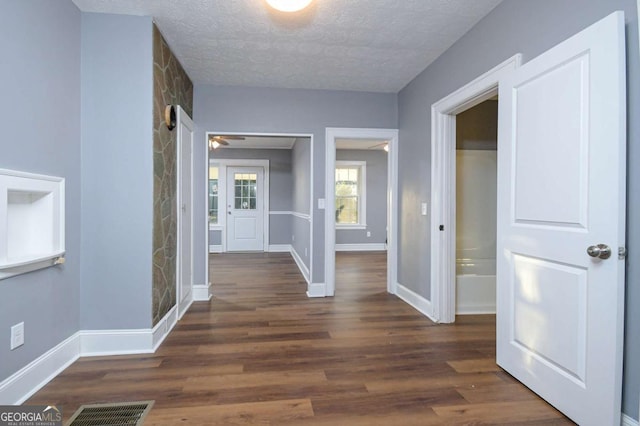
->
[335,161,366,227]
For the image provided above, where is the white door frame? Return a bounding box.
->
[204,132,314,296]
[176,106,194,319]
[219,160,270,252]
[429,55,521,323]
[325,127,399,297]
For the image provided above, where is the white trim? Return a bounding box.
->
[291,211,311,221]
[336,225,367,230]
[209,244,222,253]
[0,333,80,404]
[290,246,310,284]
[395,283,437,323]
[325,128,399,297]
[623,414,639,426]
[335,243,386,252]
[176,106,195,320]
[306,282,326,298]
[268,244,291,253]
[269,210,312,222]
[335,160,367,227]
[193,283,212,301]
[0,306,178,405]
[430,54,521,323]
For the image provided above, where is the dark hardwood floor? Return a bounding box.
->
[28,251,573,425]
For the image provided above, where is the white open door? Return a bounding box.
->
[177,106,194,319]
[226,166,265,252]
[497,12,626,426]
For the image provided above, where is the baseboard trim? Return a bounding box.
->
[290,247,310,284]
[335,243,386,252]
[0,306,179,405]
[268,244,291,253]
[307,282,326,298]
[623,414,639,426]
[209,244,222,253]
[0,332,80,404]
[396,283,437,323]
[456,305,496,315]
[193,283,212,301]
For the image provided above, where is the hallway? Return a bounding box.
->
[28,252,571,424]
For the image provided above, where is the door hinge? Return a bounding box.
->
[619,247,627,260]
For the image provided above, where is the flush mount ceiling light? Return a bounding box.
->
[265,0,313,12]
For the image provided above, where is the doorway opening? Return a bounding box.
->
[429,55,521,324]
[325,128,399,297]
[454,99,498,315]
[205,133,314,293]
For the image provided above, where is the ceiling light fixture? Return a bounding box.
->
[265,0,313,13]
[383,144,389,152]
[209,140,220,150]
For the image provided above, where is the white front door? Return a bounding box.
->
[496,12,626,426]
[177,107,194,318]
[226,167,265,252]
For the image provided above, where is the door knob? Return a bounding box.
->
[587,244,611,259]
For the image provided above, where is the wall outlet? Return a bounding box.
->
[305,248,308,257]
[292,235,295,242]
[421,202,428,216]
[367,231,371,238]
[11,322,24,350]
[318,198,325,209]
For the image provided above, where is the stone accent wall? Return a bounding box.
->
[152,24,193,326]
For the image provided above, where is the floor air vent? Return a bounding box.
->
[66,401,154,426]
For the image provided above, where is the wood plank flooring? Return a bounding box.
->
[28,251,573,425]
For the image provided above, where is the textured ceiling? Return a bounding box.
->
[72,0,502,93]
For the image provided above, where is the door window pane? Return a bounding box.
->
[234,173,257,210]
[209,166,219,224]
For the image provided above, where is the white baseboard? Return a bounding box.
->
[395,283,437,323]
[193,283,212,301]
[0,333,80,404]
[623,414,639,426]
[307,282,326,298]
[335,243,386,252]
[290,247,310,284]
[456,304,496,315]
[209,244,222,253]
[269,244,292,253]
[0,306,178,405]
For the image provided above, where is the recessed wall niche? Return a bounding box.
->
[0,169,65,280]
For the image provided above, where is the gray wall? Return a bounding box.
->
[292,138,312,266]
[396,0,639,418]
[80,13,153,329]
[209,148,294,247]
[335,149,388,245]
[0,0,82,383]
[194,86,398,284]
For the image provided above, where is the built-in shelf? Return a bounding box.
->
[0,169,65,280]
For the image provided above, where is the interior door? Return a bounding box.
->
[177,107,194,318]
[496,12,626,426]
[226,167,264,252]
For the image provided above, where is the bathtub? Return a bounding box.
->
[455,258,496,315]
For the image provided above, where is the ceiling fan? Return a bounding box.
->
[208,135,245,150]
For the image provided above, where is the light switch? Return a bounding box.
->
[421,202,428,216]
[318,198,325,209]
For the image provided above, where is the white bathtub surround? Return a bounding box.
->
[455,149,497,314]
[456,258,496,314]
